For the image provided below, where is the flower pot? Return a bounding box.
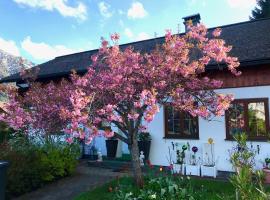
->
[201,165,217,178]
[263,168,270,184]
[138,141,151,160]
[0,161,9,200]
[106,140,118,158]
[173,163,185,174]
[185,164,200,176]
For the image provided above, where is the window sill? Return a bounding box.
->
[163,136,200,140]
[225,138,269,142]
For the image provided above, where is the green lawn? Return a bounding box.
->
[74,176,235,200]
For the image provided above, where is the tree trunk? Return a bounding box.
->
[129,133,144,187]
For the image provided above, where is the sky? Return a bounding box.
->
[0,0,258,64]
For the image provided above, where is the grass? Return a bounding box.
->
[74,176,235,200]
[74,177,134,200]
[189,178,235,199]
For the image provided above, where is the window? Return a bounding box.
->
[164,105,199,139]
[225,98,269,140]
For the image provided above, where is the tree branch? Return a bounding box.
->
[113,132,129,144]
[112,120,129,137]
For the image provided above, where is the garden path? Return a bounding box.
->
[13,160,127,200]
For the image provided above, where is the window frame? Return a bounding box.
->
[164,104,199,139]
[225,98,270,141]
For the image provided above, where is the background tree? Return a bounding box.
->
[250,0,270,20]
[0,24,240,187]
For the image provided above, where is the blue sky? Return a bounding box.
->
[0,0,257,64]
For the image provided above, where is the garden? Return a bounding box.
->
[0,20,268,200]
[75,176,236,200]
[74,133,270,200]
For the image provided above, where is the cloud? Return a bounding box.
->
[119,19,124,27]
[0,37,20,57]
[127,2,148,19]
[13,0,87,21]
[227,0,256,8]
[122,28,151,41]
[118,9,124,15]
[136,32,150,41]
[124,28,134,39]
[21,36,78,61]
[98,1,113,18]
[187,0,198,5]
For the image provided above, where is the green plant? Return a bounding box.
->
[0,135,44,198]
[0,134,80,199]
[0,121,14,143]
[38,140,80,181]
[113,176,206,200]
[176,145,187,166]
[229,133,269,200]
[138,132,151,141]
[265,158,270,168]
[229,134,256,170]
[74,176,240,200]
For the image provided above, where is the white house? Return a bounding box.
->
[1,14,270,173]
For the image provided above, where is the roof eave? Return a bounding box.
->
[1,58,270,84]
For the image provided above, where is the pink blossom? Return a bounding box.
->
[213,28,222,37]
[104,130,114,138]
[128,113,139,120]
[66,137,73,144]
[111,33,120,41]
[0,23,240,147]
[134,101,142,108]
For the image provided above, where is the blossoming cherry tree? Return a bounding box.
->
[1,24,240,186]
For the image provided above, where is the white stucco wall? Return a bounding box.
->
[149,85,270,172]
[93,85,270,172]
[92,128,130,157]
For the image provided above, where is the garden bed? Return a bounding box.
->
[74,176,236,200]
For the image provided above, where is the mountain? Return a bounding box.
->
[0,49,34,79]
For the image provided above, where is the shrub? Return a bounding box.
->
[37,141,80,182]
[0,121,14,143]
[229,133,270,200]
[0,136,43,197]
[0,134,80,199]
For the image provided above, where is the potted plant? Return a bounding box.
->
[263,157,270,184]
[201,138,217,178]
[173,144,187,174]
[138,132,151,161]
[185,146,200,176]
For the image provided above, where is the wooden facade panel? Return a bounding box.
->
[206,64,270,89]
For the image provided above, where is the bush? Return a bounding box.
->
[37,140,80,182]
[0,121,14,143]
[0,134,80,199]
[229,133,270,200]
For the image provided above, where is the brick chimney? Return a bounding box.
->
[182,13,201,32]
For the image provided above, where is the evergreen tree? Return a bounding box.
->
[250,0,270,20]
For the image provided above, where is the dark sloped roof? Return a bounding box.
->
[2,17,270,83]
